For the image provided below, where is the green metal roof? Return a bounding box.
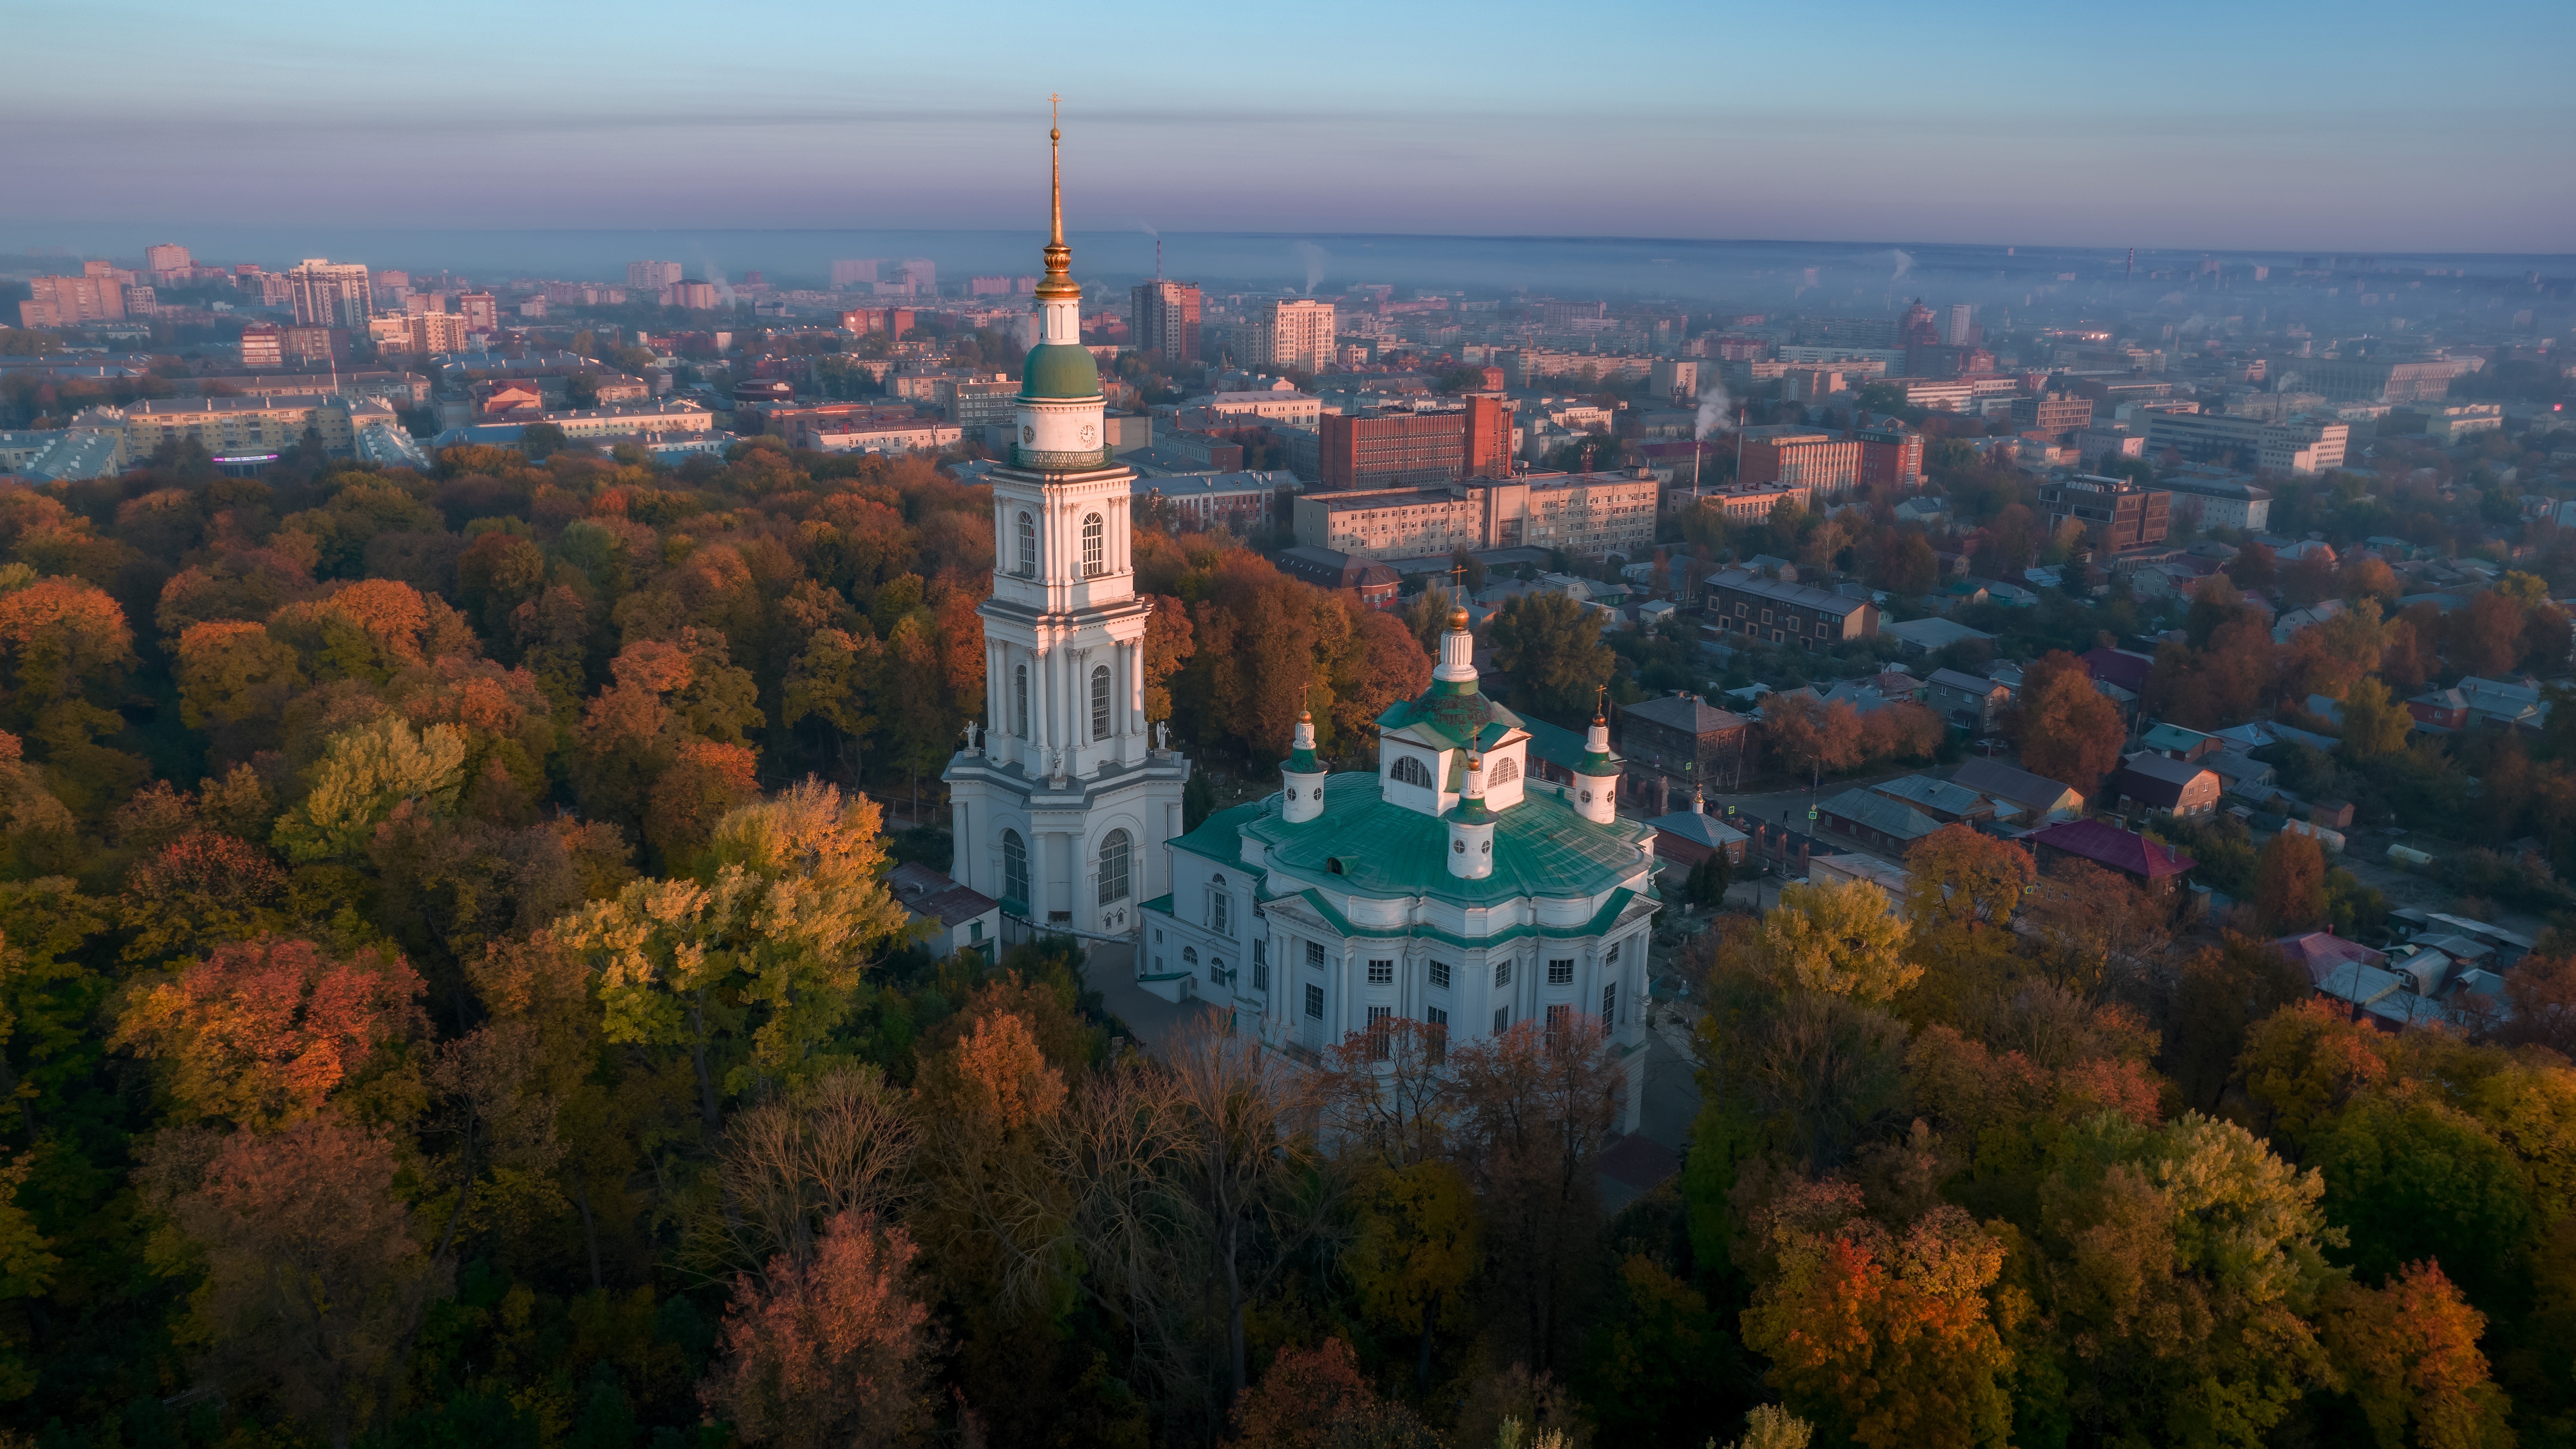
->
[1019,342,1101,399]
[1163,772,1651,909]
[1376,683,1527,753]
[1287,885,1648,951]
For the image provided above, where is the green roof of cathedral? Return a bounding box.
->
[1170,771,1651,908]
[1019,341,1101,400]
[1376,685,1525,754]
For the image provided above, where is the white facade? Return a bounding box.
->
[1147,620,1657,1131]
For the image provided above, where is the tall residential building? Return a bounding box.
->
[941,119,1188,942]
[2040,475,2170,554]
[287,259,373,328]
[2010,389,2095,441]
[627,260,684,291]
[1318,396,1514,491]
[411,312,468,355]
[897,259,937,292]
[1248,299,1334,373]
[458,293,498,331]
[18,273,128,328]
[145,243,193,277]
[1131,279,1203,366]
[830,258,880,286]
[1944,303,1973,346]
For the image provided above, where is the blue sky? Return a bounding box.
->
[7,0,2569,252]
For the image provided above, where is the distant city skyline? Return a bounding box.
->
[8,0,2571,253]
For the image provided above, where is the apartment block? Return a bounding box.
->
[1852,424,1924,489]
[1293,468,1660,560]
[124,394,373,457]
[1132,279,1203,366]
[628,260,684,291]
[19,272,127,328]
[287,259,373,328]
[2040,475,2171,554]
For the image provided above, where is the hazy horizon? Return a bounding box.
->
[10,0,2569,253]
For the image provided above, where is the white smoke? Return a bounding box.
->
[1694,381,1734,442]
[1889,248,1915,281]
[1293,241,1328,295]
[1137,220,1158,237]
[2177,313,2210,335]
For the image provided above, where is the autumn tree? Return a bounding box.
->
[1900,826,2034,1018]
[2254,828,2328,934]
[1451,1017,1626,1373]
[1228,1336,1439,1449]
[2322,1262,2516,1449]
[1740,1177,2013,1449]
[2005,651,2124,796]
[1486,593,1615,719]
[1754,879,1916,1003]
[700,1209,933,1449]
[113,937,429,1130]
[560,781,914,1133]
[141,1114,453,1446]
[2023,1112,2342,1446]
[2337,676,2414,761]
[1760,693,1863,777]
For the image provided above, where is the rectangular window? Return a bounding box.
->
[1253,940,1267,991]
[1304,984,1324,1019]
[1602,982,1617,1023]
[1546,1003,1571,1043]
[1493,960,1512,988]
[1306,940,1326,971]
[1548,958,1574,985]
[1605,940,1621,966]
[1493,1006,1510,1034]
[1367,1005,1393,1060]
[1426,1005,1448,1061]
[1429,960,1452,991]
[1368,959,1394,986]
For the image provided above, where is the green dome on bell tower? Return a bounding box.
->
[1020,341,1100,400]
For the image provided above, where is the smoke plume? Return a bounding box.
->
[1694,381,1734,442]
[1293,241,1328,295]
[1889,248,1915,281]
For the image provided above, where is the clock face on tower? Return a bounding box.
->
[1022,425,1035,443]
[1080,424,1096,444]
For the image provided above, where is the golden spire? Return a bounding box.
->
[1037,94,1078,298]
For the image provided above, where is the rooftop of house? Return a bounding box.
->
[887,862,998,930]
[2023,817,2196,879]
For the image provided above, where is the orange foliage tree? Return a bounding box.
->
[113,937,429,1129]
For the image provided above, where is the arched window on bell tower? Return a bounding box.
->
[1090,665,1112,740]
[1082,513,1105,576]
[1015,511,1036,577]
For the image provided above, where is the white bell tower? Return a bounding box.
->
[945,102,1189,939]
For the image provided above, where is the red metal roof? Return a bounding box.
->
[2024,817,2195,879]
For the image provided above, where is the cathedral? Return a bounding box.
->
[946,121,1659,1130]
[1146,612,1662,1131]
[943,119,1189,937]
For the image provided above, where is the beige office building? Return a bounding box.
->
[1247,299,1335,373]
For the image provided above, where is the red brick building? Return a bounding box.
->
[1318,395,1513,491]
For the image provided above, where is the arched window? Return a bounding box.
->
[1098,830,1131,905]
[1002,829,1029,907]
[1489,755,1519,785]
[1013,663,1030,738]
[1390,755,1432,788]
[1090,665,1112,740]
[1081,513,1105,577]
[1208,874,1231,936]
[1015,512,1036,577]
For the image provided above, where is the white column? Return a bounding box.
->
[950,799,970,890]
[1030,829,1052,921]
